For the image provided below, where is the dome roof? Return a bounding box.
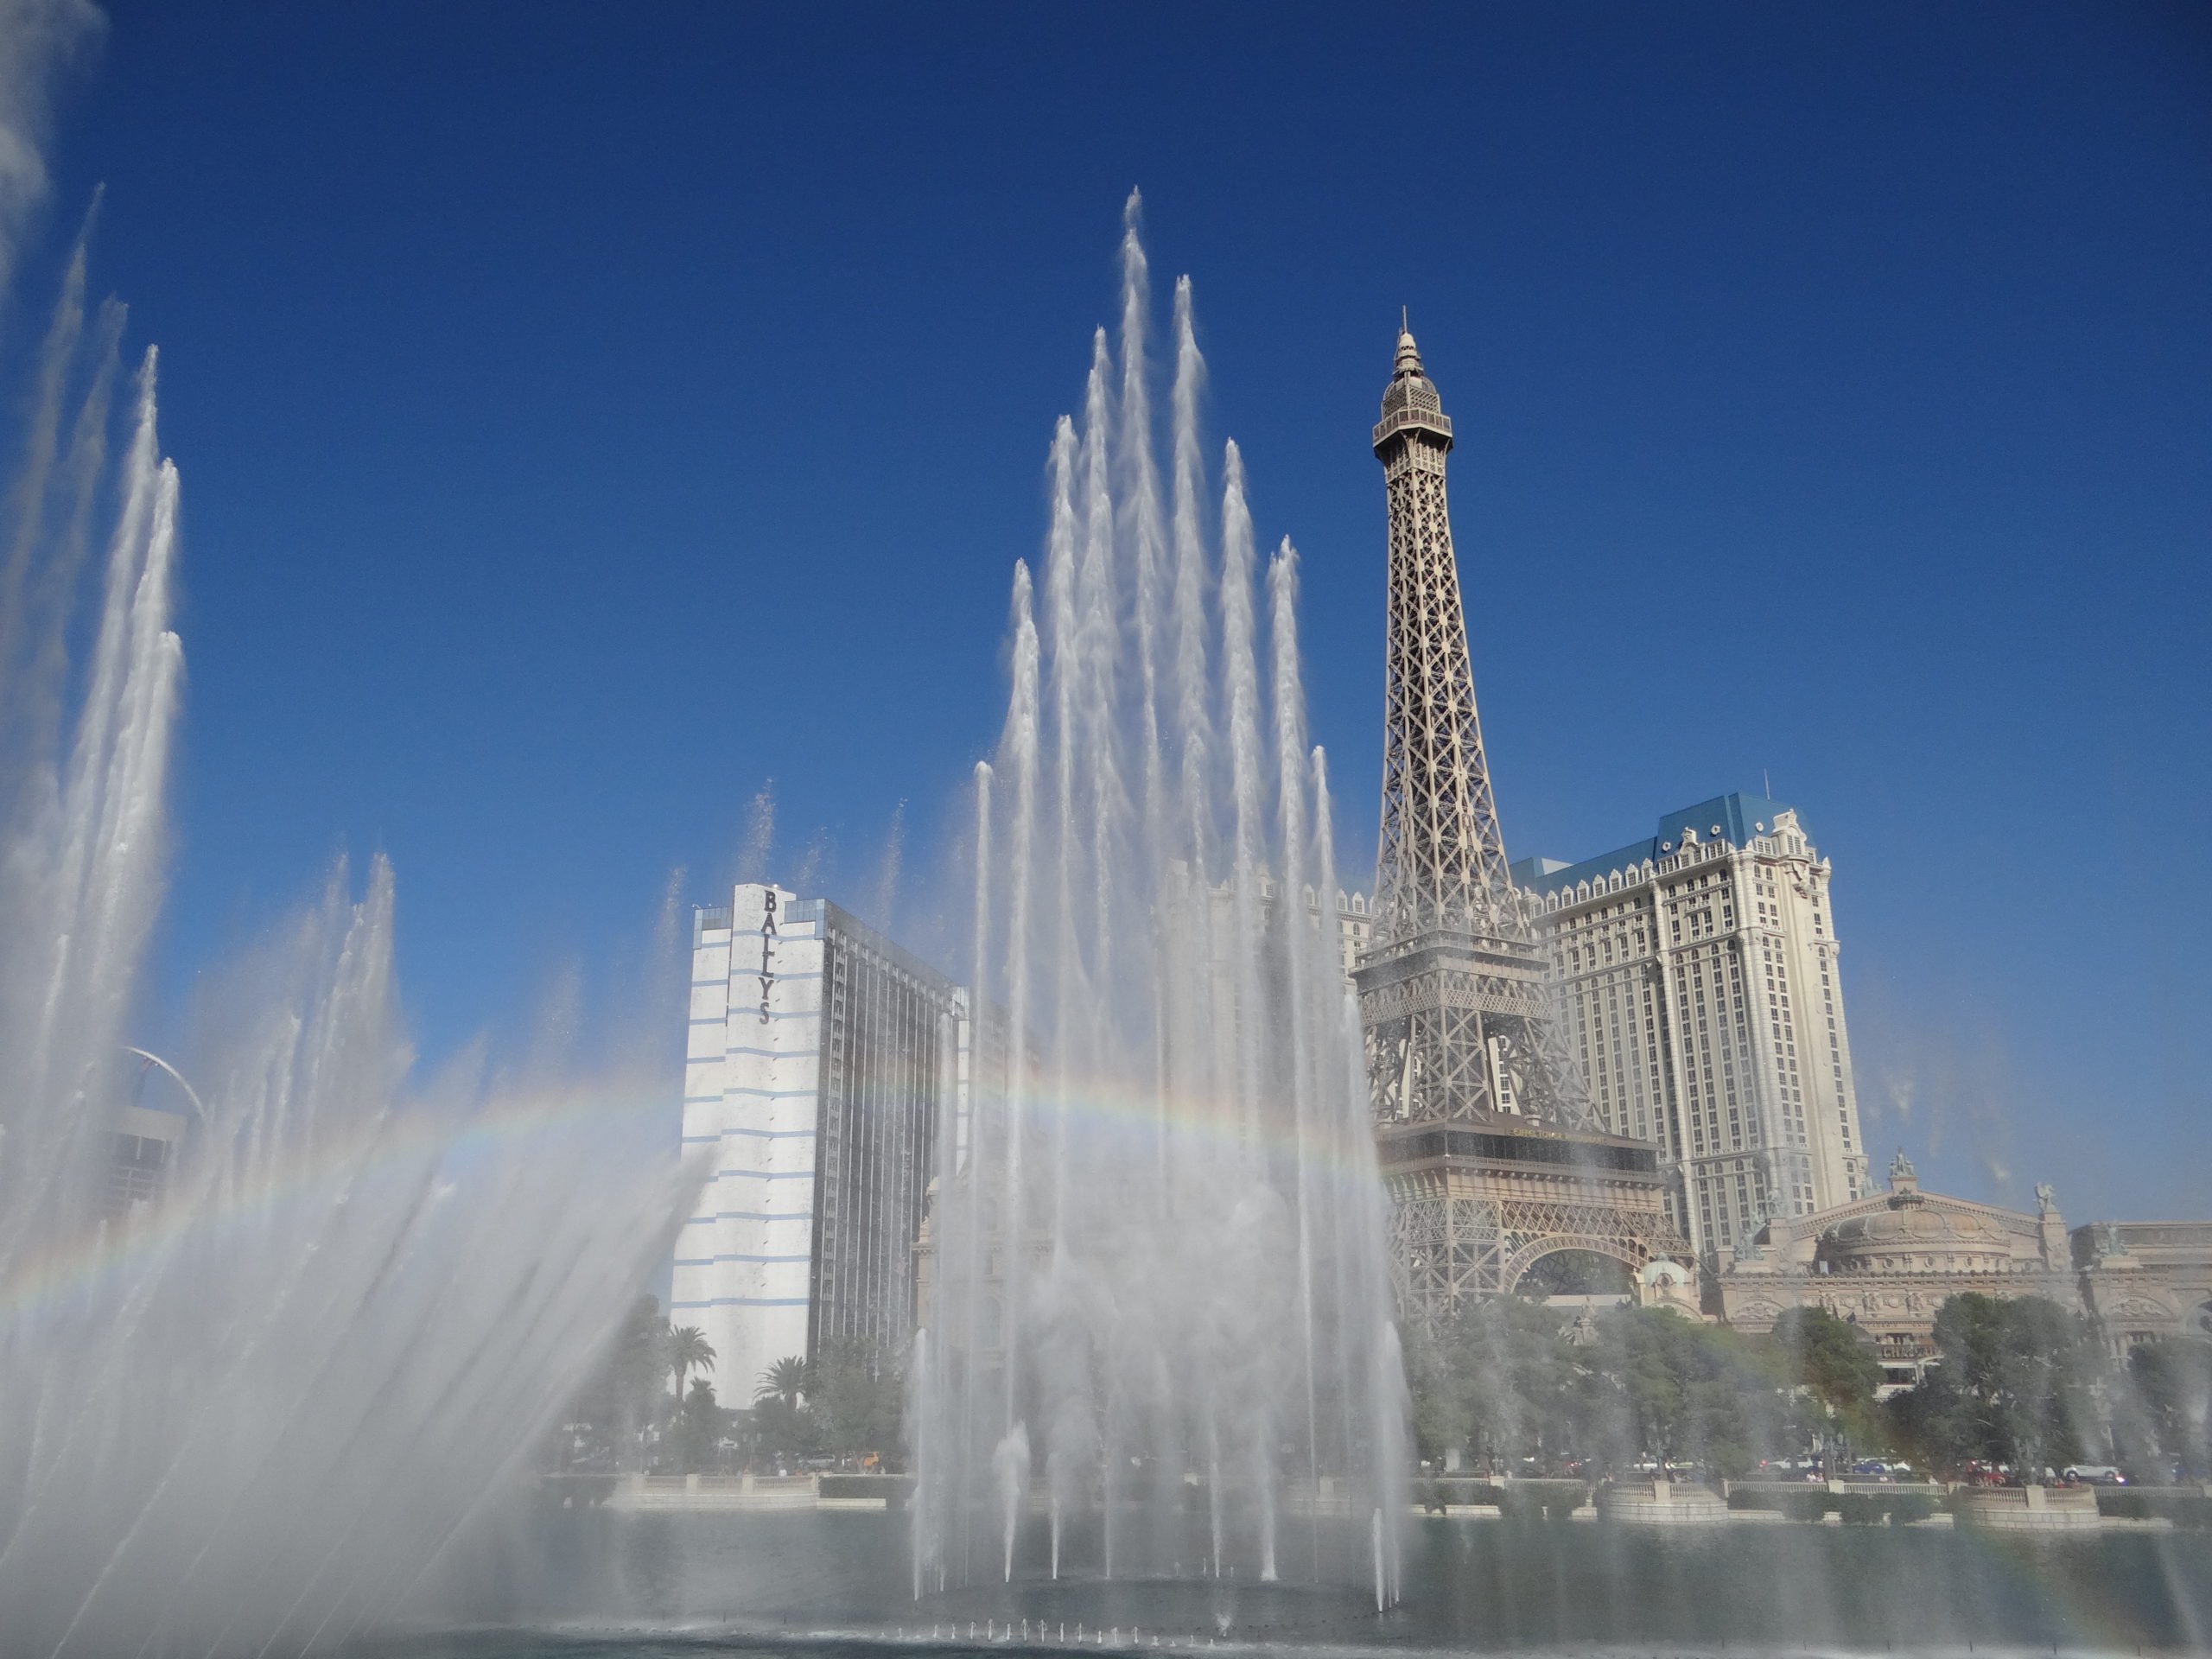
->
[1380,373,1441,420]
[1822,1199,2009,1257]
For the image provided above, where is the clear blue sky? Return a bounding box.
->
[17,3,2209,1219]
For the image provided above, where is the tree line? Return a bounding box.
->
[550,1297,906,1474]
[1407,1291,2210,1484]
[549,1290,2209,1484]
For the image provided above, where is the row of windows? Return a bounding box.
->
[811,929,961,1357]
[1548,865,1831,968]
[1547,908,1869,1249]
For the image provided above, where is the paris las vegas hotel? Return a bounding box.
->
[1510,791,1865,1256]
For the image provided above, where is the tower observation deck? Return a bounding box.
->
[1355,321,1689,1322]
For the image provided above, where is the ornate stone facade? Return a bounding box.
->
[2073,1220,2212,1352]
[1718,1151,2212,1382]
[1718,1153,2072,1388]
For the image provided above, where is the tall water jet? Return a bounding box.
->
[994,1421,1032,1582]
[0,231,698,1657]
[912,219,1405,1597]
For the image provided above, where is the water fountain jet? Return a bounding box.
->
[908,211,1404,1604]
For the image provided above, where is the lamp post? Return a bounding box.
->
[122,1046,206,1121]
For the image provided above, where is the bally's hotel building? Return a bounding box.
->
[677,885,973,1397]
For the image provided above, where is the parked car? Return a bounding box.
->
[2062,1465,2127,1485]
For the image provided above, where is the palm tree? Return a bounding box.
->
[607,1295,668,1468]
[757,1354,810,1408]
[667,1325,715,1408]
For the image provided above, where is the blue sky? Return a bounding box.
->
[15,3,2209,1218]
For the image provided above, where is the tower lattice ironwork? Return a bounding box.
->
[1354,321,1688,1323]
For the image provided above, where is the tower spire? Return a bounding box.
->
[1393,310,1423,379]
[1366,326,1507,941]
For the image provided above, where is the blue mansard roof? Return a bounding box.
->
[1508,792,1802,897]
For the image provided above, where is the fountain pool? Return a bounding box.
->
[406,1508,2212,1656]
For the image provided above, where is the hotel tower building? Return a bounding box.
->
[1512,795,1870,1258]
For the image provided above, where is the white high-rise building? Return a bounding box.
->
[676,885,971,1401]
[1511,794,1869,1261]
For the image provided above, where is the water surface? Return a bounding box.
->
[406,1510,2212,1656]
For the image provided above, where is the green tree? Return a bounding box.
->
[757,1353,811,1408]
[611,1294,670,1414]
[1770,1307,1885,1414]
[1889,1294,2105,1479]
[672,1378,728,1472]
[751,1392,817,1464]
[551,1294,674,1471]
[811,1338,905,1461]
[2124,1337,2211,1480]
[1406,1299,1579,1470]
[1573,1307,1781,1478]
[1766,1306,1888,1459]
[741,1354,823,1466]
[668,1324,716,1408]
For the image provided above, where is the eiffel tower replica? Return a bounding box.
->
[1354,319,1688,1325]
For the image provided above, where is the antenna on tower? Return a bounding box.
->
[1400,304,1409,335]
